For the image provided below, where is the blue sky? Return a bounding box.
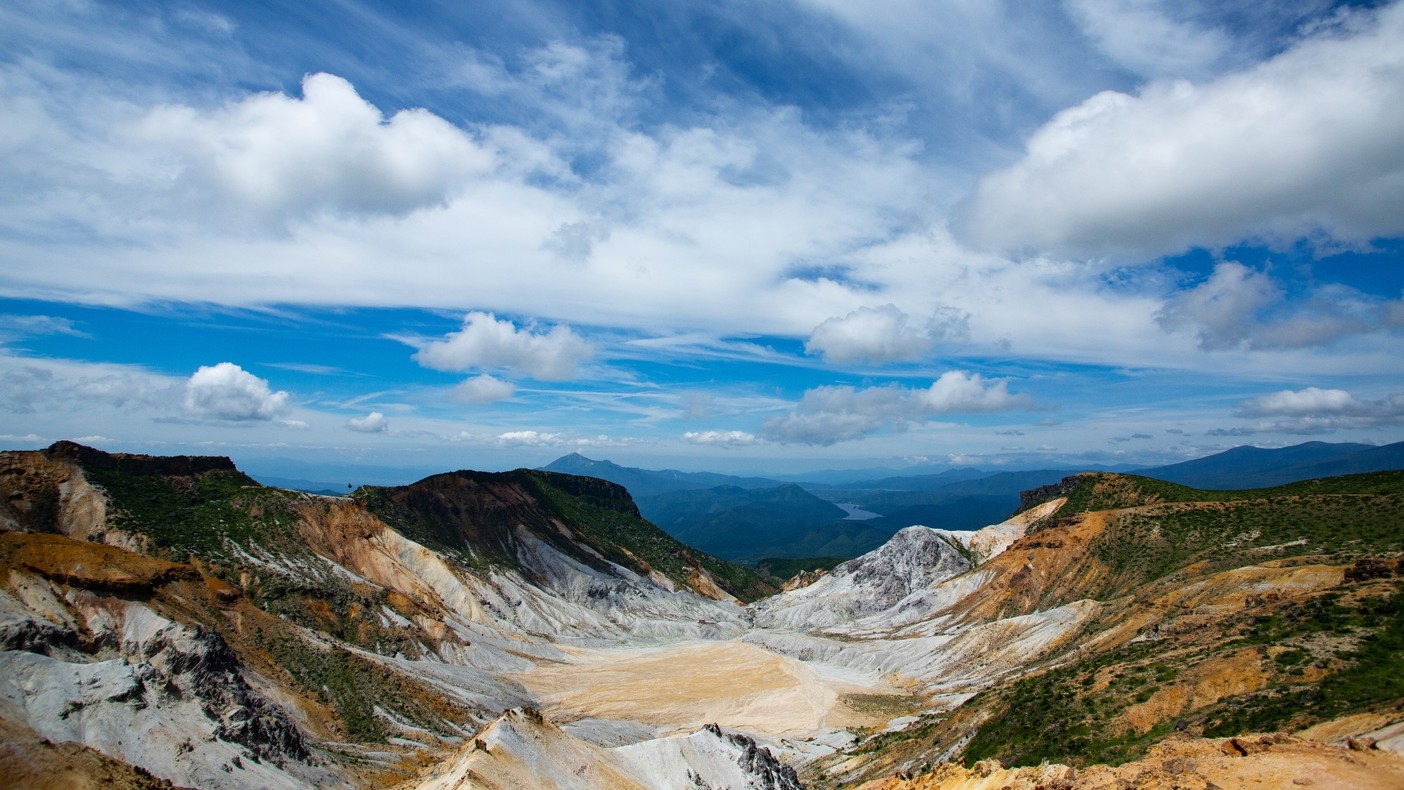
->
[2,0,1404,479]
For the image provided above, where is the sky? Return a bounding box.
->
[2,0,1404,481]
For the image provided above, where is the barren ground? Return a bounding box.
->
[510,639,912,739]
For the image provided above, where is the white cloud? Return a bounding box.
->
[413,312,593,380]
[344,411,389,433]
[0,314,87,340]
[451,373,518,404]
[759,372,1030,445]
[132,72,494,222]
[1158,262,1380,350]
[960,4,1404,257]
[1064,0,1232,79]
[920,370,1030,413]
[805,304,957,364]
[682,430,759,447]
[495,430,563,447]
[1157,262,1280,350]
[1,361,165,415]
[491,430,622,448]
[0,38,931,342]
[0,433,43,444]
[1225,386,1404,434]
[1238,387,1356,418]
[183,362,288,421]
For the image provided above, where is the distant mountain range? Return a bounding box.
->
[543,440,1404,562]
[1136,440,1404,489]
[541,453,784,497]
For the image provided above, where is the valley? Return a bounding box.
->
[1,441,1402,788]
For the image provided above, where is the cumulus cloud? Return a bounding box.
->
[413,312,593,380]
[133,72,493,222]
[805,304,966,364]
[759,372,1030,445]
[682,430,759,447]
[1238,387,1356,418]
[344,411,389,433]
[451,373,518,404]
[183,362,288,421]
[1158,262,1380,350]
[1223,386,1404,434]
[960,4,1404,257]
[919,370,1031,413]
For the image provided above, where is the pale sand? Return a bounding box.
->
[510,639,909,739]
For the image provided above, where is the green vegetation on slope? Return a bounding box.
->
[266,631,475,743]
[964,580,1404,768]
[522,471,777,602]
[1087,495,1403,598]
[80,462,307,563]
[754,556,849,579]
[963,640,1177,768]
[960,470,1404,770]
[1054,470,1404,518]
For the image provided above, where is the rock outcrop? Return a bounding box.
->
[412,708,803,790]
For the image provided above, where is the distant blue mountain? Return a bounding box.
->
[1138,440,1404,489]
[541,453,784,498]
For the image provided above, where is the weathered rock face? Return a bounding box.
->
[0,574,326,789]
[1016,474,1086,513]
[750,526,973,630]
[0,444,110,539]
[414,708,805,790]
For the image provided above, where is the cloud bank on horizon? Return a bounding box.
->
[0,0,1402,476]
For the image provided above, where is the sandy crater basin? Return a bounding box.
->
[510,638,911,739]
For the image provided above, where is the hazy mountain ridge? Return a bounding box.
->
[543,442,1404,566]
[1138,439,1404,489]
[542,452,786,498]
